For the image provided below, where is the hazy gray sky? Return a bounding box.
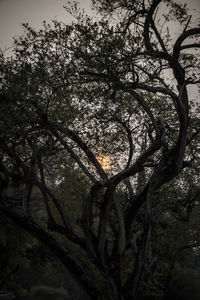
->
[0,0,92,51]
[0,0,199,53]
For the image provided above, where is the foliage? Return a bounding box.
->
[0,215,31,298]
[30,285,69,300]
[164,260,200,300]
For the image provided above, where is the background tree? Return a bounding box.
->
[0,0,200,299]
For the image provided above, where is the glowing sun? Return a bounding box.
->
[96,154,111,171]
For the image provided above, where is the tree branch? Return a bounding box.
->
[173,28,200,60]
[1,208,99,299]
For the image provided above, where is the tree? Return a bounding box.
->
[0,0,200,299]
[0,214,31,298]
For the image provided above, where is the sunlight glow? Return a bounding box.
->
[96,154,111,171]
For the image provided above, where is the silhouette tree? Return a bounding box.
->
[0,0,200,299]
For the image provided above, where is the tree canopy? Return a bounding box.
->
[0,0,200,299]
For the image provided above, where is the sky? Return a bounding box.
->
[0,0,199,54]
[0,0,92,52]
[0,0,200,50]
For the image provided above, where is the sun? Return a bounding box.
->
[96,154,111,171]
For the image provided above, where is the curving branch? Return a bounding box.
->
[98,184,115,264]
[1,208,99,299]
[143,0,185,85]
[122,87,160,136]
[0,137,86,250]
[173,28,200,60]
[30,100,107,181]
[180,43,200,51]
[113,195,126,256]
